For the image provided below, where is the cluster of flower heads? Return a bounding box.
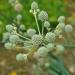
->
[2,1,73,65]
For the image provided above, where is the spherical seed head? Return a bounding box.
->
[14,3,23,12]
[64,24,73,33]
[44,21,50,28]
[9,34,20,43]
[2,32,10,42]
[27,28,36,37]
[16,53,24,61]
[45,32,56,43]
[19,24,25,31]
[58,16,65,23]
[31,1,38,10]
[46,43,54,51]
[32,34,43,47]
[38,11,48,22]
[57,23,65,30]
[16,14,22,21]
[56,45,65,52]
[4,42,16,50]
[6,24,14,32]
[37,46,48,57]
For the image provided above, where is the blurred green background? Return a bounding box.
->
[0,0,69,41]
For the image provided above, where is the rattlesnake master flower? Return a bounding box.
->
[9,34,20,43]
[27,28,36,37]
[64,24,73,33]
[16,53,25,61]
[38,11,48,22]
[4,42,16,50]
[56,45,64,53]
[31,1,38,10]
[16,14,22,21]
[6,24,14,32]
[45,32,56,43]
[32,34,43,47]
[19,24,26,31]
[58,16,65,23]
[36,46,48,57]
[44,21,50,28]
[14,3,23,12]
[2,32,10,42]
[46,43,55,51]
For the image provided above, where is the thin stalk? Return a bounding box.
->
[42,22,44,35]
[34,11,41,34]
[16,33,31,41]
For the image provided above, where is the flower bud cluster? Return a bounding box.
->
[2,1,73,65]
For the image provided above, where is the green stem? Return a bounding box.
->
[16,33,31,41]
[42,22,44,35]
[34,11,41,35]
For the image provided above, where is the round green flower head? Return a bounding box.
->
[58,16,65,23]
[19,24,25,31]
[6,24,14,32]
[38,11,48,22]
[31,1,38,10]
[16,14,22,21]
[37,46,48,57]
[27,28,36,37]
[46,43,54,51]
[45,32,56,43]
[9,34,20,43]
[32,34,43,47]
[4,42,16,50]
[56,45,65,53]
[64,24,73,33]
[2,32,10,42]
[16,53,25,61]
[44,21,50,28]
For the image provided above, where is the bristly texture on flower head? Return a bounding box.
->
[38,11,48,22]
[31,1,38,10]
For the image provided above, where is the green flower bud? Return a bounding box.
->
[37,46,48,57]
[16,53,24,61]
[9,34,20,43]
[32,34,43,47]
[45,32,56,43]
[44,21,50,28]
[19,24,25,31]
[56,45,65,53]
[2,32,10,42]
[27,28,36,37]
[6,24,14,32]
[46,43,54,51]
[4,42,16,50]
[16,14,22,21]
[31,1,38,10]
[58,16,65,23]
[38,11,48,22]
[64,24,73,33]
